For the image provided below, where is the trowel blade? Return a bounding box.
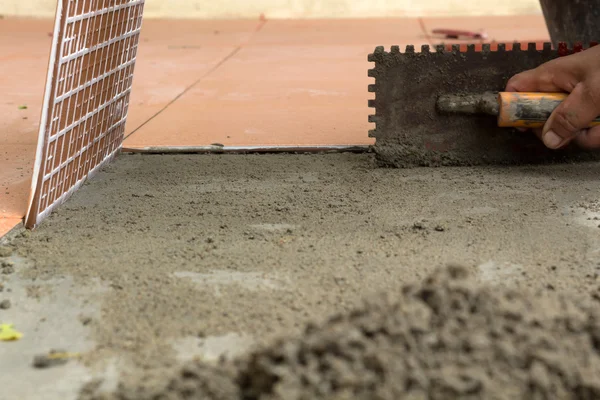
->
[367,43,600,167]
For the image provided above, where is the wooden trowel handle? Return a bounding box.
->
[497,92,600,128]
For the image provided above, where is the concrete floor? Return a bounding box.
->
[1,152,600,399]
[0,11,594,400]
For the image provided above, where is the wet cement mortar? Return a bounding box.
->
[4,152,600,398]
[84,265,600,400]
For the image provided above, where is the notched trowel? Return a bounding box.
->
[367,42,600,167]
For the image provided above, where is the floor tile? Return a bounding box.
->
[137,19,263,46]
[123,18,428,150]
[251,18,426,46]
[422,15,550,45]
[0,18,53,145]
[125,19,262,135]
[124,44,379,149]
[124,46,242,135]
[0,218,21,239]
[0,19,52,233]
[1,144,36,218]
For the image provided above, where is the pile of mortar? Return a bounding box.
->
[81,265,600,400]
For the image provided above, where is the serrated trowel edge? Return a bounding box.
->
[366,41,600,167]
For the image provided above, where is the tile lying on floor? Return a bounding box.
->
[124,19,263,135]
[250,18,428,46]
[422,14,550,45]
[123,44,379,150]
[122,18,427,151]
[0,218,21,238]
[0,18,54,234]
[1,145,36,216]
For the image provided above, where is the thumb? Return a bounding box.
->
[542,83,600,149]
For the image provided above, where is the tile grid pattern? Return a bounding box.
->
[26,0,145,228]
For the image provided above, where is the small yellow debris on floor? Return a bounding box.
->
[0,323,23,341]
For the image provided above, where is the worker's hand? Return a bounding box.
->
[505,45,600,150]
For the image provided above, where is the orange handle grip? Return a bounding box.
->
[497,92,600,128]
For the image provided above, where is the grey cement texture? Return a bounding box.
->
[1,152,600,399]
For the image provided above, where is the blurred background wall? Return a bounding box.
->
[1,0,543,19]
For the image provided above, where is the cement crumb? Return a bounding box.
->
[1,260,15,275]
[0,245,13,257]
[32,350,72,369]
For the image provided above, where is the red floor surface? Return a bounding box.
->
[0,15,550,237]
[1,18,54,237]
